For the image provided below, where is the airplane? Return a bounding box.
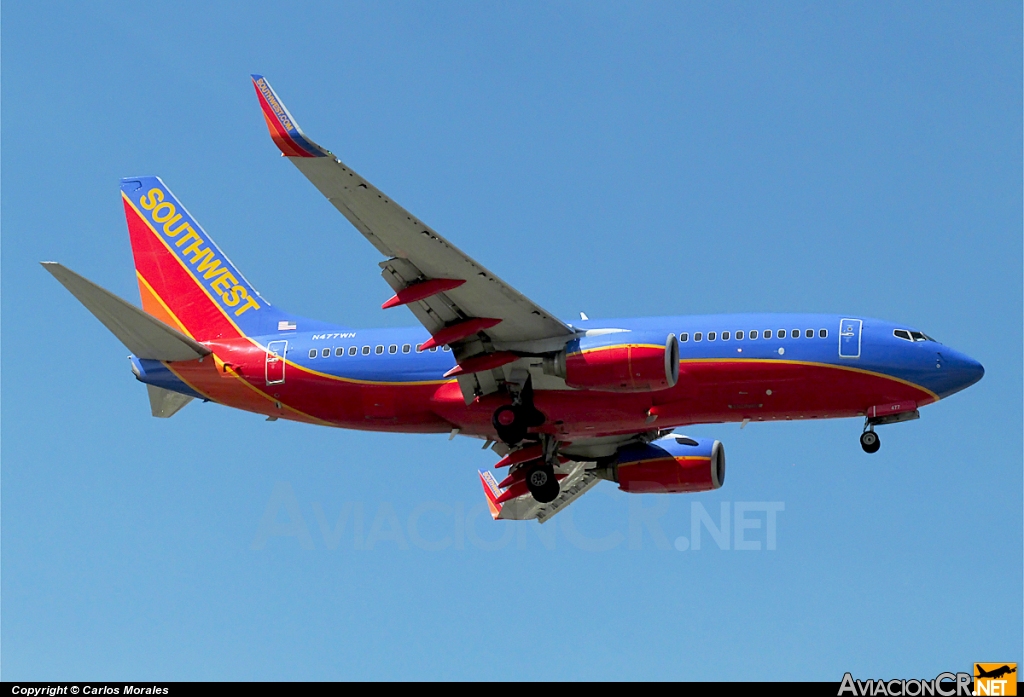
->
[975,665,1017,680]
[43,75,985,523]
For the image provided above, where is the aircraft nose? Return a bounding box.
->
[947,350,984,390]
[962,354,985,387]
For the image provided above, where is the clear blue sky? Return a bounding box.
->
[3,2,1020,681]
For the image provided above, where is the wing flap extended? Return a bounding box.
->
[479,461,601,524]
[42,262,211,361]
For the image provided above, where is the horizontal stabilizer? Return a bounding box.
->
[147,384,194,418]
[42,262,211,361]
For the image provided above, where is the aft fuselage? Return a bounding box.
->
[132,313,983,441]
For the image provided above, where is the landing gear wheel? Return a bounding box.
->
[860,430,880,454]
[492,405,528,445]
[526,464,559,503]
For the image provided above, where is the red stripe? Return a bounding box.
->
[124,197,243,342]
[252,83,316,158]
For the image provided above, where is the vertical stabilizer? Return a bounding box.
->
[121,176,284,341]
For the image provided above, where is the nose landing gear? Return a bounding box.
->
[859,428,880,454]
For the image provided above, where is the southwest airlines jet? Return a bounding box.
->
[44,76,984,523]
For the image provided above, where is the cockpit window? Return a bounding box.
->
[895,329,936,343]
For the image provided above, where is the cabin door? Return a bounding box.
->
[838,318,862,359]
[266,340,287,385]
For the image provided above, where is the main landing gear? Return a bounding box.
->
[860,427,880,454]
[491,375,545,446]
[525,461,559,504]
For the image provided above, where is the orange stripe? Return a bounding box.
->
[136,272,192,337]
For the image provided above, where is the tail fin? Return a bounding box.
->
[121,176,280,341]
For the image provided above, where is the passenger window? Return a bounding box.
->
[362,346,370,355]
[777,329,785,339]
[308,348,317,359]
[722,331,730,340]
[791,329,799,339]
[375,345,384,354]
[402,344,411,353]
[679,333,689,343]
[322,348,330,358]
[348,346,357,356]
[389,344,398,354]
[763,330,771,339]
[335,347,344,357]
[819,329,828,338]
[805,329,813,338]
[708,332,716,341]
[894,329,912,341]
[736,330,744,340]
[416,344,423,352]
[749,330,757,340]
[694,332,703,342]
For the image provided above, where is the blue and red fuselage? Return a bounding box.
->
[133,311,984,441]
[117,175,982,444]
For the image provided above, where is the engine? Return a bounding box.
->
[594,435,725,493]
[543,330,679,393]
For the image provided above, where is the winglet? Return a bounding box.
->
[478,469,505,520]
[250,74,329,158]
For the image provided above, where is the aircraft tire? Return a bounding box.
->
[860,430,880,454]
[526,464,558,503]
[493,405,528,445]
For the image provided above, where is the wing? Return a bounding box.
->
[251,76,574,397]
[479,461,601,524]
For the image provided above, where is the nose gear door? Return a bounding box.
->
[839,318,862,359]
[266,340,287,385]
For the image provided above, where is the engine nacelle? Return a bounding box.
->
[596,435,725,493]
[544,330,679,393]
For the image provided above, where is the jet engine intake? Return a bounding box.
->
[593,435,725,493]
[543,330,678,393]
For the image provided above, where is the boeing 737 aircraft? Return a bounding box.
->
[44,75,985,523]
